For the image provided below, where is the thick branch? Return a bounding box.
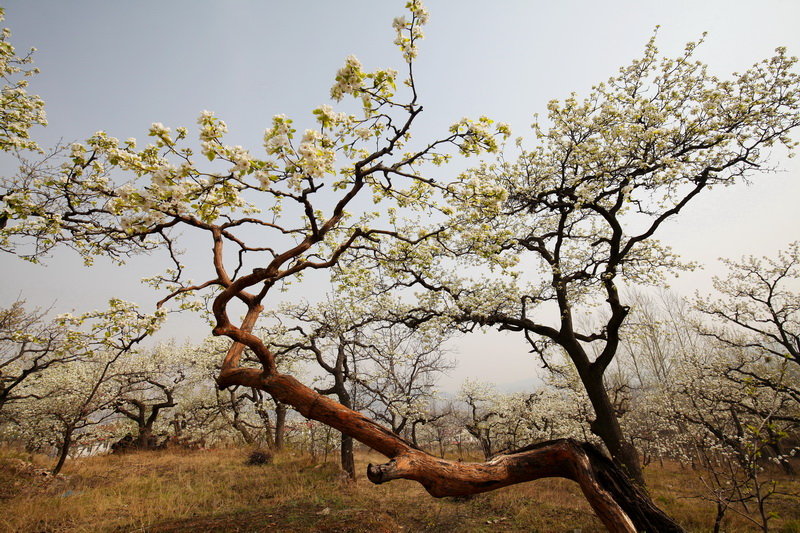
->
[217,369,683,532]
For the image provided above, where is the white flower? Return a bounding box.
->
[228,145,251,173]
[330,55,364,101]
[265,134,291,154]
[302,129,321,143]
[197,110,215,124]
[149,122,170,137]
[255,170,272,189]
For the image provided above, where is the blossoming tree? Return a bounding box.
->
[0,300,164,474]
[0,6,46,231]
[0,300,74,412]
[697,243,800,408]
[109,341,202,449]
[347,29,800,490]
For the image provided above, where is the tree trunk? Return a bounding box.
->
[136,424,157,449]
[232,419,256,445]
[410,419,422,448]
[256,404,274,448]
[712,501,726,533]
[583,371,645,486]
[52,425,74,476]
[467,426,493,460]
[218,370,683,532]
[274,401,287,450]
[341,433,356,480]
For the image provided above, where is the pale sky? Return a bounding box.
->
[1,1,799,391]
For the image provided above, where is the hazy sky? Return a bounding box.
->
[1,1,799,391]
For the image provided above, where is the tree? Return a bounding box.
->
[160,336,292,450]
[4,1,799,529]
[457,373,598,460]
[344,305,453,446]
[411,399,459,458]
[458,379,503,458]
[606,290,703,467]
[0,300,74,412]
[268,295,452,477]
[697,243,800,410]
[674,345,795,533]
[1,300,164,474]
[351,30,800,487]
[213,387,279,446]
[266,298,372,478]
[605,288,799,529]
[0,12,56,410]
[110,342,197,449]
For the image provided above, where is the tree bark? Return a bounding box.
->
[586,390,645,487]
[52,425,74,476]
[232,418,256,445]
[466,426,493,460]
[254,395,274,448]
[341,433,356,480]
[571,349,646,487]
[219,369,683,532]
[334,385,356,479]
[274,401,287,450]
[136,425,156,449]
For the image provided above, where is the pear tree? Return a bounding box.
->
[352,28,800,490]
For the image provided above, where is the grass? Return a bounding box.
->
[1,445,798,532]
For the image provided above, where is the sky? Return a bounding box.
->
[1,1,799,392]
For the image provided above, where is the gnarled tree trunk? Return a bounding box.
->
[218,369,683,532]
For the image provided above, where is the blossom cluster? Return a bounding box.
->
[0,8,46,153]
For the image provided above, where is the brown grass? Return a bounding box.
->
[1,446,798,532]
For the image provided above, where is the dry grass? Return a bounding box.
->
[1,445,798,532]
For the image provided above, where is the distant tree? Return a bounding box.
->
[170,336,291,449]
[672,343,796,533]
[457,379,499,459]
[110,342,200,449]
[607,290,703,466]
[697,243,800,410]
[412,399,458,458]
[3,0,800,529]
[458,374,592,459]
[1,300,163,474]
[607,288,799,529]
[265,299,369,479]
[0,300,73,412]
[348,311,453,446]
[268,295,451,477]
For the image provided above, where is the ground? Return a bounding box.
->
[1,446,798,532]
